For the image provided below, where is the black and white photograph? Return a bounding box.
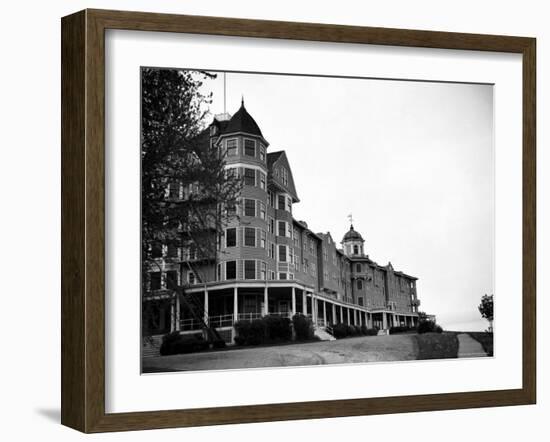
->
[141,67,495,373]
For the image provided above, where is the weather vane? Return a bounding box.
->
[348,213,353,225]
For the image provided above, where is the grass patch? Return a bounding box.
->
[468,332,494,356]
[415,332,459,360]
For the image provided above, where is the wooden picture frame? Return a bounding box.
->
[61,8,536,433]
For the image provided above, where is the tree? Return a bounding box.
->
[141,68,241,338]
[478,294,494,332]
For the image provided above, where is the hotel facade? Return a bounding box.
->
[143,102,422,344]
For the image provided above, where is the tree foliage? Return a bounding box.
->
[478,294,494,332]
[141,68,242,336]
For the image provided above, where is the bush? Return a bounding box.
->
[332,323,349,339]
[212,339,226,349]
[292,314,315,340]
[159,332,209,355]
[234,319,266,345]
[417,319,444,334]
[264,315,292,341]
[365,326,379,336]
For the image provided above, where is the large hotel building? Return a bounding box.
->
[143,102,422,344]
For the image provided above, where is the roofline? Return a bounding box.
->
[217,131,270,147]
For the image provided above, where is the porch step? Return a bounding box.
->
[314,327,336,341]
[142,335,163,358]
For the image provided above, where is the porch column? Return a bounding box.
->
[233,287,238,323]
[302,291,307,315]
[311,292,317,325]
[358,311,363,327]
[340,305,344,323]
[355,310,358,326]
[382,312,388,330]
[323,300,327,325]
[263,286,269,316]
[204,290,209,325]
[291,287,296,316]
[175,295,181,331]
[347,308,350,325]
[170,299,176,332]
[332,304,336,325]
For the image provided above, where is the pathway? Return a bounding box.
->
[457,333,487,358]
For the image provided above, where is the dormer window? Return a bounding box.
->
[244,139,256,157]
[353,245,359,255]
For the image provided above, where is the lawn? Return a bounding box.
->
[468,332,494,356]
[414,332,459,360]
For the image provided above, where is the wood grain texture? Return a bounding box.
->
[60,8,537,433]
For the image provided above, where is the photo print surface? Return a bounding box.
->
[141,68,494,373]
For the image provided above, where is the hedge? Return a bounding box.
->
[159,331,209,355]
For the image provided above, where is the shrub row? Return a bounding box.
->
[331,323,379,339]
[159,332,209,355]
[234,315,293,346]
[389,326,417,335]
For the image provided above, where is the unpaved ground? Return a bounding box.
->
[143,334,419,373]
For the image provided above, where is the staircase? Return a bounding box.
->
[142,335,162,358]
[314,326,336,341]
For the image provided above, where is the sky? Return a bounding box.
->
[197,70,494,331]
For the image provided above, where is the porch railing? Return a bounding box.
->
[208,314,234,328]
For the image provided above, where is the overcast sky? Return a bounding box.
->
[198,70,494,331]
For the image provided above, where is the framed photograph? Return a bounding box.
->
[61,9,536,433]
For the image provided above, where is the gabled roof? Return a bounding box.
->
[267,150,299,202]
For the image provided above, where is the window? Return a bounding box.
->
[278,221,286,237]
[269,243,275,259]
[188,271,196,285]
[309,239,314,254]
[323,246,328,261]
[270,271,275,280]
[244,227,256,247]
[278,245,287,262]
[358,297,364,306]
[244,199,256,216]
[226,261,236,280]
[269,217,274,234]
[168,182,179,199]
[353,245,359,255]
[244,139,256,156]
[244,260,256,279]
[260,172,266,190]
[287,223,292,238]
[286,196,292,213]
[166,270,178,287]
[357,280,363,290]
[151,243,162,258]
[260,230,266,248]
[150,272,161,290]
[311,263,316,277]
[227,139,237,156]
[278,194,286,210]
[244,168,256,186]
[293,229,299,246]
[279,273,287,280]
[259,146,265,161]
[268,191,274,207]
[260,262,267,280]
[260,202,266,220]
[289,247,294,264]
[356,263,361,273]
[166,244,178,258]
[281,167,288,185]
[226,228,236,247]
